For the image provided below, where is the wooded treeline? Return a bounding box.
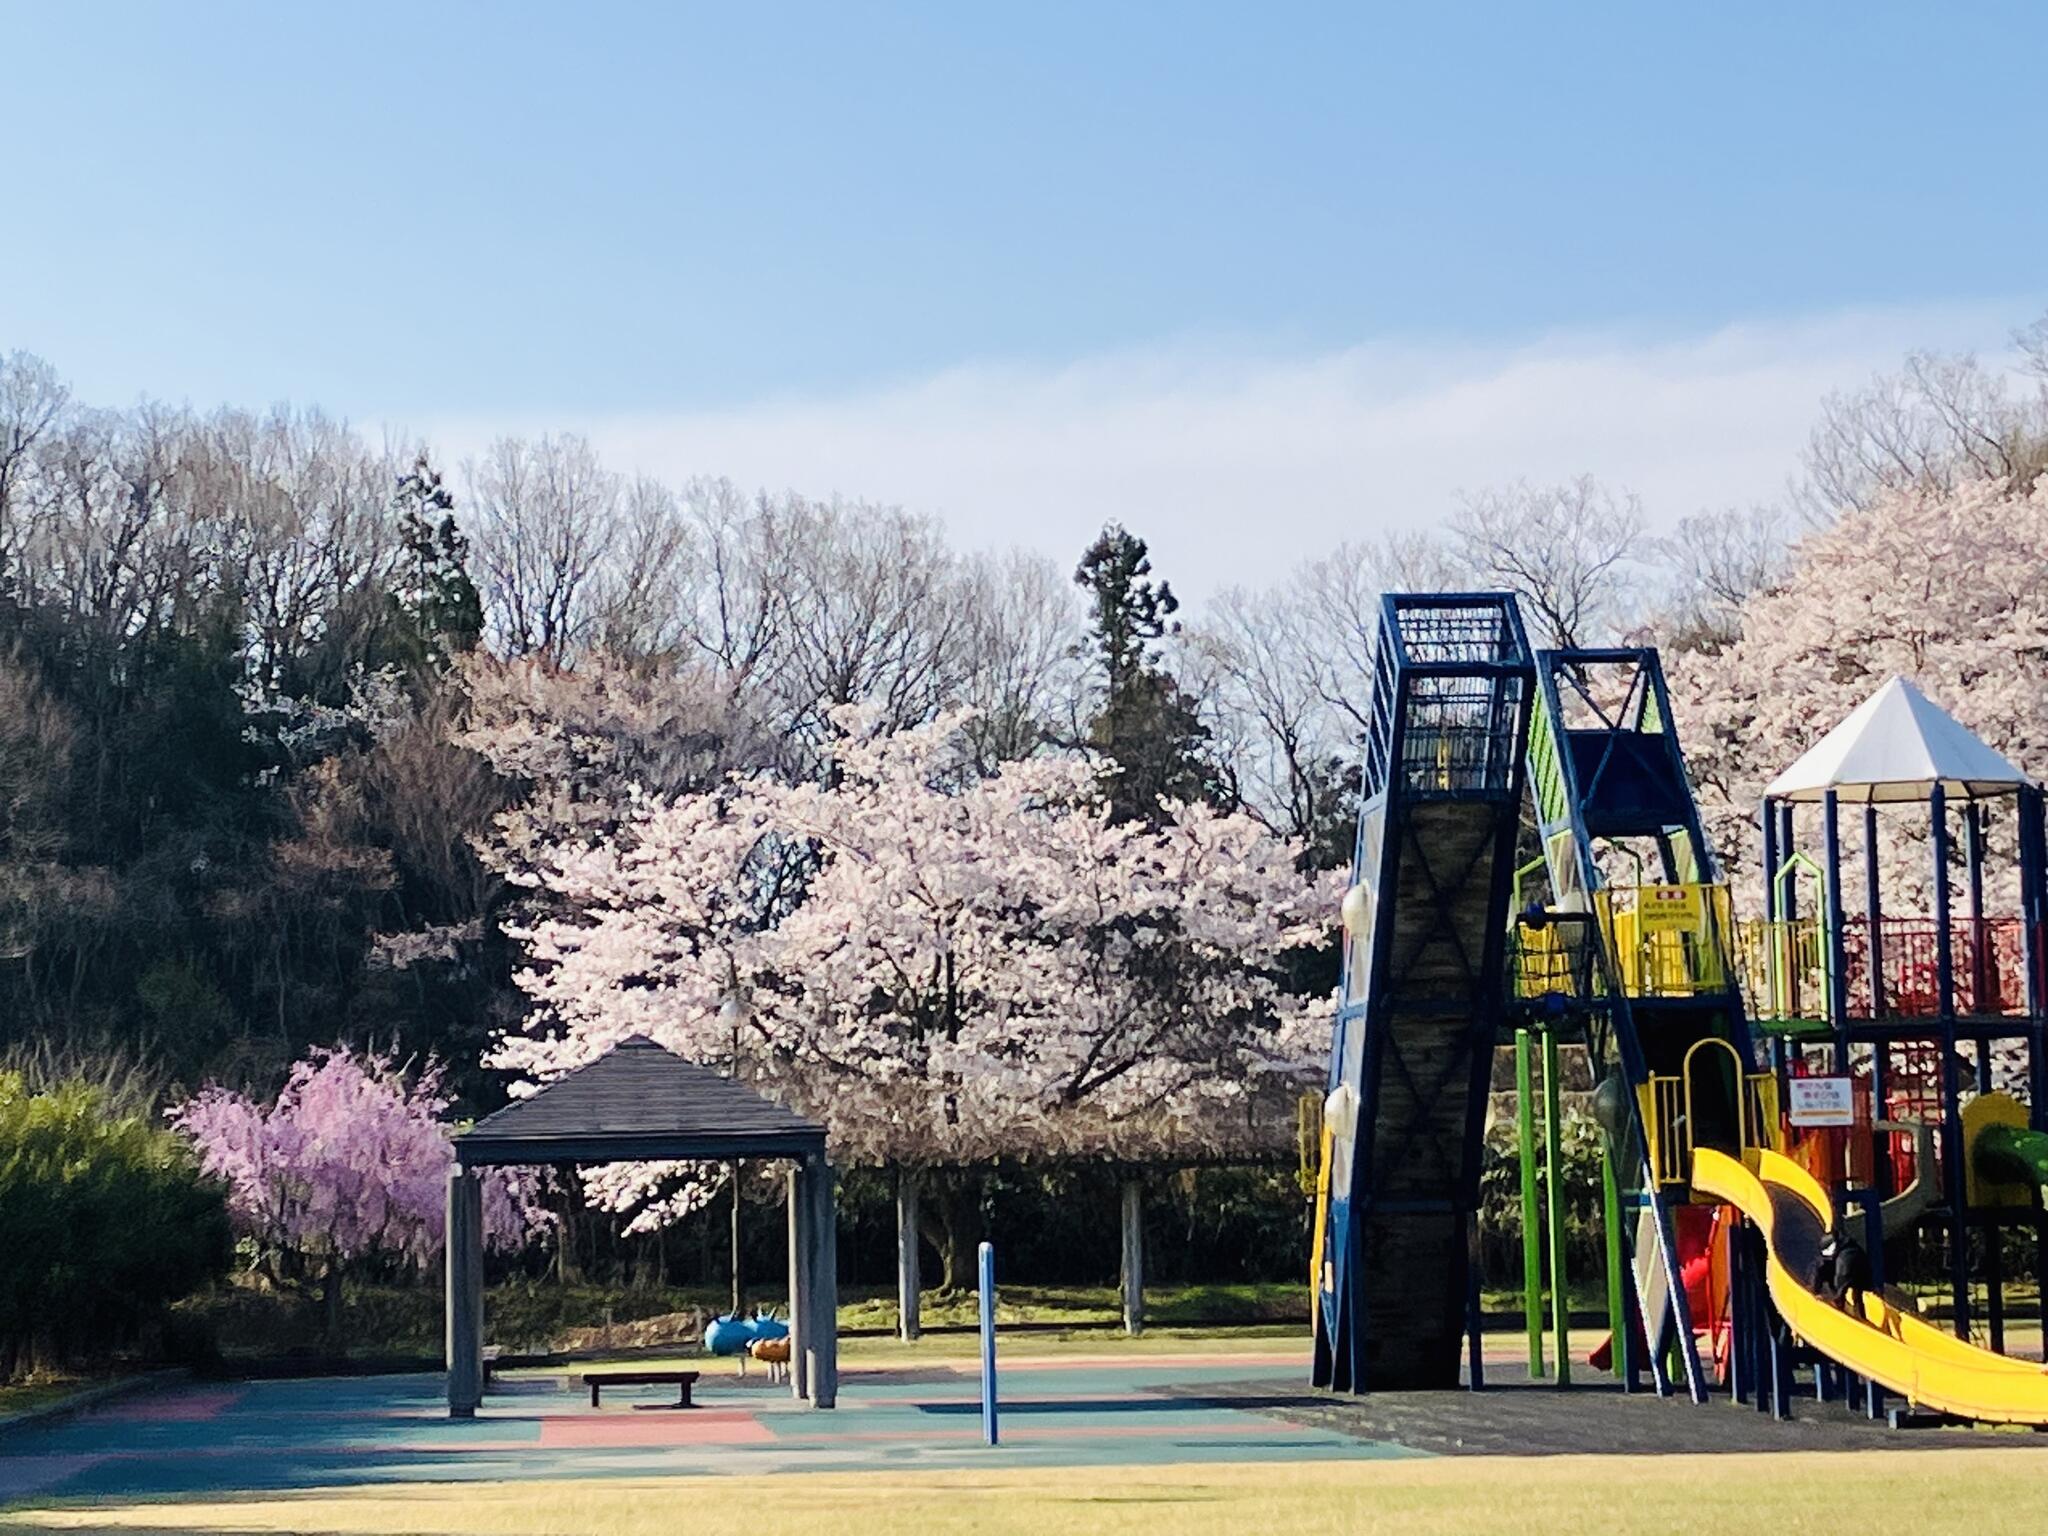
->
[2,310,2045,1127]
[0,351,1300,1111]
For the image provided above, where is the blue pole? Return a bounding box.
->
[978,1240,998,1446]
[1825,790,1848,1074]
[1865,802,1886,1018]
[1761,798,1779,924]
[1932,785,1970,1340]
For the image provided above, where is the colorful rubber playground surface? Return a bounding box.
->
[3,1341,2038,1515]
[0,1350,1381,1505]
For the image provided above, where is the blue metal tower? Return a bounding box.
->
[1313,594,1533,1392]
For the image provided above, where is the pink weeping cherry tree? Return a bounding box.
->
[171,1048,550,1321]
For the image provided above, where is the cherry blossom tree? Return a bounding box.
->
[496,707,1337,1232]
[171,1048,549,1298]
[1672,472,2048,909]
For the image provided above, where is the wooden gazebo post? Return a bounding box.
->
[445,1167,484,1417]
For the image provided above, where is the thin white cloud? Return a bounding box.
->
[417,302,2034,603]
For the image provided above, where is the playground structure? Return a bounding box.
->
[1312,591,2048,1425]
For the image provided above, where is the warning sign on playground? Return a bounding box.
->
[1635,884,1702,934]
[1788,1076,1855,1128]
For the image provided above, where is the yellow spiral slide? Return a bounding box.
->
[1691,1144,2048,1425]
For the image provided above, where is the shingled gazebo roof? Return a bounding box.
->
[454,1035,825,1167]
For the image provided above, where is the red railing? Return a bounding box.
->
[1839,916,2034,1019]
[1881,1041,1945,1193]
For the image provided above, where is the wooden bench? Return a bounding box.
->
[581,1369,701,1409]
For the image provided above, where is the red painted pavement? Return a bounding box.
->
[537,1410,777,1448]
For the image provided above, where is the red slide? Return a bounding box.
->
[1589,1205,1727,1372]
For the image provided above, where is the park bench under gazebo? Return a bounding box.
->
[444,1034,838,1416]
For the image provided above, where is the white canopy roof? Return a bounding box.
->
[1764,676,2034,804]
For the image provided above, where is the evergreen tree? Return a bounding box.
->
[391,455,484,671]
[1072,524,1221,824]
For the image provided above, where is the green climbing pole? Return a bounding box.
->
[1516,1024,1573,1384]
[1542,1028,1571,1386]
[1602,1144,1625,1378]
[1517,1029,1543,1377]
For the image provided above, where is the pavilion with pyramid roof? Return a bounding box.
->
[1764,675,2034,804]
[443,1036,836,1417]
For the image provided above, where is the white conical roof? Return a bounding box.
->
[1764,676,2034,804]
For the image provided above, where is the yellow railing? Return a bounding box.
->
[1640,1074,1685,1187]
[1636,1037,1781,1190]
[1595,882,1735,998]
[1507,917,1607,1003]
[1733,916,1829,1023]
[1296,1093,1324,1198]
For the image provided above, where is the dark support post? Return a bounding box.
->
[1875,819,1900,1187]
[2022,789,2048,1106]
[786,1165,811,1403]
[811,1159,839,1408]
[1860,1193,1886,1418]
[1120,1177,1145,1337]
[1866,802,1888,1198]
[896,1166,921,1342]
[2021,789,2048,1358]
[1738,1234,1756,1413]
[1748,1227,1769,1415]
[1517,1028,1543,1377]
[1762,797,1780,1030]
[1542,1028,1570,1385]
[1775,802,1797,1076]
[445,1166,483,1418]
[1870,1040,1893,1200]
[1864,803,1885,1016]
[1765,1226,1793,1421]
[729,1161,743,1317]
[1968,804,1992,1089]
[1987,1216,2006,1355]
[1934,786,1955,1019]
[1761,800,1780,925]
[2038,1208,2048,1366]
[1824,791,1848,1073]
[1966,798,1982,1015]
[1602,1147,1625,1381]
[1867,802,1893,1196]
[1620,1202,1643,1394]
[1780,803,1798,923]
[1465,1218,1485,1391]
[1932,785,1970,1339]
[787,1155,839,1407]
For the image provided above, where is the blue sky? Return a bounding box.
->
[5,2,2046,592]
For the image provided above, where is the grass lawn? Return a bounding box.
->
[843,1322,1304,1362]
[12,1452,2048,1535]
[840,1280,1305,1332]
[175,1278,1312,1362]
[0,1381,86,1419]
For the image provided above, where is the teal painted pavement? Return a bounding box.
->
[0,1355,1416,1504]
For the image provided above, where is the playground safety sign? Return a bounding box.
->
[1788,1076,1855,1128]
[1636,884,1702,934]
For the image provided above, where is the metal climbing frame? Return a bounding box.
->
[1523,646,1760,1404]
